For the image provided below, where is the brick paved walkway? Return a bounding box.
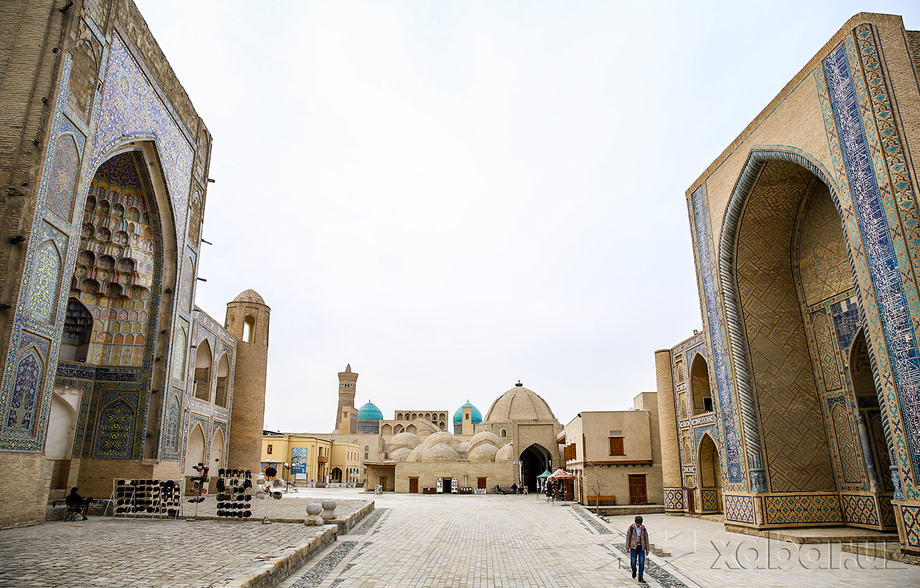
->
[4,489,920,587]
[0,492,369,588]
[280,490,920,588]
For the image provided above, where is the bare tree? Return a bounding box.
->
[583,462,607,510]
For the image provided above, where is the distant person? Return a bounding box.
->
[511,483,518,494]
[625,515,650,583]
[65,487,91,520]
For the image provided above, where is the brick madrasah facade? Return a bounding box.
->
[654,13,920,558]
[0,0,268,527]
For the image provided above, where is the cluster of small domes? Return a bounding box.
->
[384,430,511,463]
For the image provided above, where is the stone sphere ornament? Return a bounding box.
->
[305,502,324,526]
[321,499,337,520]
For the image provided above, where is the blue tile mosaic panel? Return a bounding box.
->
[4,349,44,439]
[692,187,742,483]
[27,241,62,324]
[824,42,920,479]
[93,399,134,458]
[90,34,193,244]
[45,134,80,221]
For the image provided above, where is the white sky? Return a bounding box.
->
[133,1,920,433]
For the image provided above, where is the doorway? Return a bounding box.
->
[628,475,647,505]
[520,444,551,491]
[698,434,722,512]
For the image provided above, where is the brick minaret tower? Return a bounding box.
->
[335,364,358,433]
[225,290,270,471]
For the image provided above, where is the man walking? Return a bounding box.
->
[625,515,650,583]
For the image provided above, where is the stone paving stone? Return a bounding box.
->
[0,491,372,588]
[282,490,920,588]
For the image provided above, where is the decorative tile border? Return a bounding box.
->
[725,494,757,525]
[763,494,842,525]
[691,186,743,484]
[824,36,920,488]
[841,493,880,526]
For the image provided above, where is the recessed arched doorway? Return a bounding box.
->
[690,354,713,415]
[697,433,722,513]
[331,467,343,483]
[726,158,845,496]
[185,424,206,477]
[850,329,894,495]
[520,444,551,491]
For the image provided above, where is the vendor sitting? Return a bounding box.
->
[65,487,91,520]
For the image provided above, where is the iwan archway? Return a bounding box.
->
[717,150,893,531]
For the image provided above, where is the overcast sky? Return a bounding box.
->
[134,1,919,433]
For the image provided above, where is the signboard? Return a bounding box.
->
[291,447,307,475]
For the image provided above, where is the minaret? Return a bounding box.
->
[225,289,270,471]
[335,364,358,434]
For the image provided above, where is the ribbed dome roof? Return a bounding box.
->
[453,401,483,424]
[233,289,265,305]
[484,383,556,422]
[357,401,383,421]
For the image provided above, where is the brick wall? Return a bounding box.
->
[0,453,55,527]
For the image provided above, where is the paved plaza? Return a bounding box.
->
[1,489,919,587]
[280,490,920,588]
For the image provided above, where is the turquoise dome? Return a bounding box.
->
[453,402,482,424]
[357,401,383,421]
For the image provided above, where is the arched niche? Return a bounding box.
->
[194,340,212,401]
[690,354,713,415]
[214,353,230,407]
[697,433,722,513]
[722,155,844,494]
[185,423,206,476]
[242,316,255,343]
[210,427,225,470]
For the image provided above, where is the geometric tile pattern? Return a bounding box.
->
[841,493,880,526]
[824,37,920,483]
[796,182,854,309]
[880,498,896,529]
[701,489,720,511]
[764,494,842,525]
[735,161,836,493]
[830,401,864,484]
[812,311,843,392]
[901,505,920,548]
[831,298,861,355]
[664,488,684,510]
[691,187,742,483]
[724,494,756,525]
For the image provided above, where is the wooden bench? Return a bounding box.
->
[585,495,617,506]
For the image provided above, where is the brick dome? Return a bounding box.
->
[484,382,556,422]
[232,289,266,305]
